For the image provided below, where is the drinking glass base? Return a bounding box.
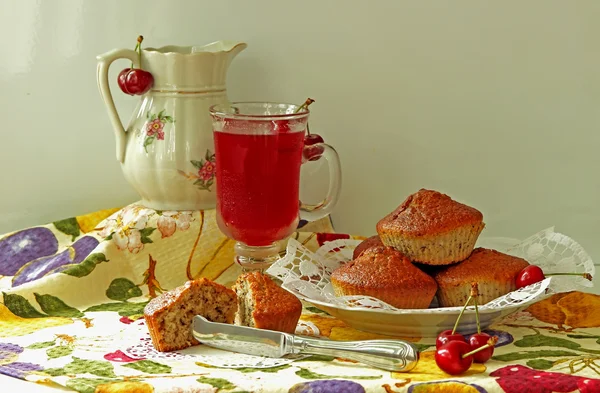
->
[234,242,280,272]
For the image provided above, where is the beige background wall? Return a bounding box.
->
[0,0,598,277]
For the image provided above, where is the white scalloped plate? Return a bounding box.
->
[285,277,551,338]
[267,228,595,337]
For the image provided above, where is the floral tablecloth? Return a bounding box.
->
[0,204,599,393]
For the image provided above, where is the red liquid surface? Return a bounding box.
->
[214,129,305,246]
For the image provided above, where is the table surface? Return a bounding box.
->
[1,205,598,392]
[3,286,599,392]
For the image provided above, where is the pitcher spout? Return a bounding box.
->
[140,41,247,92]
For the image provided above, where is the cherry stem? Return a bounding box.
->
[137,35,143,69]
[470,283,481,335]
[546,272,593,281]
[452,295,472,335]
[295,98,315,113]
[461,336,498,359]
[474,298,480,334]
[295,98,315,135]
[131,35,144,69]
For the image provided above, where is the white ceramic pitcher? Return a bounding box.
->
[96,41,247,210]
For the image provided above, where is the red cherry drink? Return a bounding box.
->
[214,121,305,246]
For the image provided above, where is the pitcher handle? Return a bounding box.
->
[96,49,139,163]
[299,144,342,221]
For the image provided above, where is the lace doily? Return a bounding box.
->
[267,227,595,315]
[118,319,316,368]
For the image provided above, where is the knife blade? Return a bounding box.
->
[192,316,419,372]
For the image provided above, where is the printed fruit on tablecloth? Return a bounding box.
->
[12,236,99,287]
[526,291,600,328]
[0,227,59,276]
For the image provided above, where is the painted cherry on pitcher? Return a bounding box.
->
[118,35,154,96]
[515,265,593,289]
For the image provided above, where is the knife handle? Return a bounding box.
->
[290,336,419,372]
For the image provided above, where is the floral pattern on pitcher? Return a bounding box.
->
[142,110,174,152]
[177,150,217,191]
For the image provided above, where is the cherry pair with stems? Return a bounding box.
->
[435,283,498,375]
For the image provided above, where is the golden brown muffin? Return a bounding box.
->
[144,278,237,352]
[353,235,384,259]
[376,189,485,265]
[233,271,302,334]
[433,247,529,307]
[331,246,438,309]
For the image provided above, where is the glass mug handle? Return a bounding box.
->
[299,143,342,221]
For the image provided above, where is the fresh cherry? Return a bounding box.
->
[118,68,154,96]
[303,133,325,161]
[515,265,593,289]
[117,68,133,94]
[469,332,494,363]
[436,330,466,349]
[294,98,326,161]
[436,336,498,375]
[435,341,473,375]
[117,35,154,96]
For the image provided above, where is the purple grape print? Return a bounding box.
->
[0,362,43,379]
[12,236,99,287]
[0,227,58,276]
[289,380,366,393]
[0,343,42,379]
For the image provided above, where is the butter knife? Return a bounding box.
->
[192,316,419,372]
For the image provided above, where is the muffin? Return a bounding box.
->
[433,247,530,307]
[144,278,237,352]
[331,245,438,309]
[352,235,384,259]
[376,189,484,265]
[233,271,302,334]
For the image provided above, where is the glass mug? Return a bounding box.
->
[209,102,342,271]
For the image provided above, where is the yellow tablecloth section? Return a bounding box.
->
[0,204,599,393]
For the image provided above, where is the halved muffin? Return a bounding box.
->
[233,271,302,334]
[331,245,438,309]
[376,189,484,265]
[433,247,530,307]
[144,278,237,352]
[352,235,384,259]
